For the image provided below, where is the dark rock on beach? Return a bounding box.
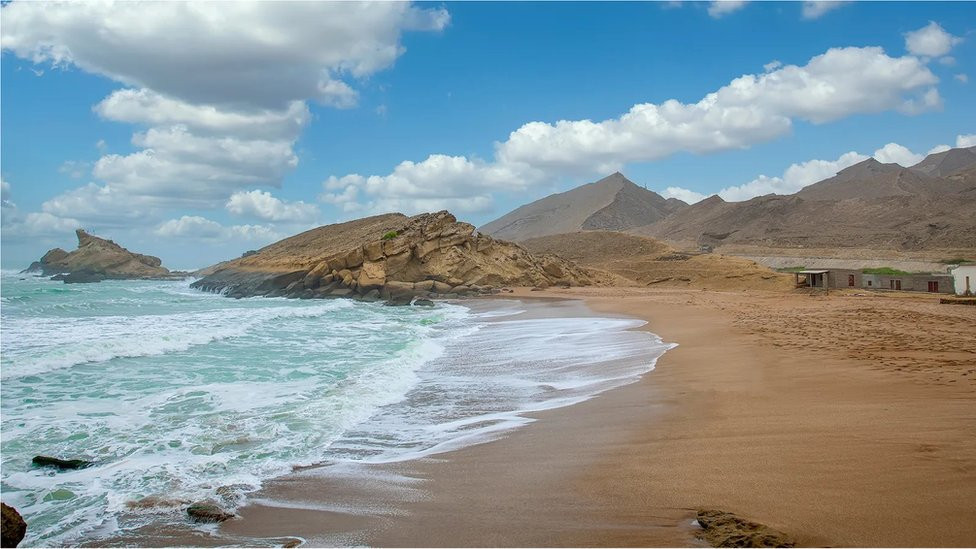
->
[31,455,93,470]
[186,501,235,523]
[50,269,106,284]
[1,503,27,548]
[696,509,795,548]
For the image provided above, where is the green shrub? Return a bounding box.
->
[382,230,398,240]
[940,258,971,264]
[776,266,807,272]
[861,267,911,275]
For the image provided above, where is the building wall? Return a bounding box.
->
[950,265,976,296]
[824,270,952,293]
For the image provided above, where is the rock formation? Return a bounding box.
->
[1,503,26,548]
[186,501,235,523]
[695,509,795,548]
[192,211,608,302]
[24,229,178,282]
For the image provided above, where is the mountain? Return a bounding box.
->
[191,211,609,302]
[795,158,970,201]
[478,172,686,241]
[910,146,976,178]
[635,147,976,251]
[520,230,791,291]
[24,229,176,282]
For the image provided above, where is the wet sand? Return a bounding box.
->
[218,287,976,547]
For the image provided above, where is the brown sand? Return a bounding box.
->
[218,287,976,547]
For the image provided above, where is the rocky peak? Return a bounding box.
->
[192,210,609,302]
[23,230,174,282]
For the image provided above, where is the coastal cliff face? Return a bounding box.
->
[25,229,173,282]
[192,211,607,301]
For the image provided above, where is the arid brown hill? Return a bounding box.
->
[635,148,976,251]
[191,211,609,302]
[479,172,686,241]
[25,229,174,282]
[521,231,792,291]
[910,145,976,178]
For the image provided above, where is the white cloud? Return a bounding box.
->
[955,73,969,84]
[658,133,976,204]
[58,160,90,179]
[1,2,449,110]
[40,183,150,226]
[904,21,962,58]
[18,212,82,236]
[154,215,282,243]
[1,180,83,237]
[939,56,957,66]
[94,89,310,140]
[801,1,850,19]
[321,154,529,216]
[1,1,448,227]
[495,47,937,173]
[715,151,868,201]
[1,178,13,209]
[708,1,748,18]
[322,45,941,214]
[662,187,709,204]
[872,142,924,166]
[226,190,319,222]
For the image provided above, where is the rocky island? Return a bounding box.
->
[192,211,608,303]
[25,229,182,283]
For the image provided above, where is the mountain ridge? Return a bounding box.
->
[479,172,686,241]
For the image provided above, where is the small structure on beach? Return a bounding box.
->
[949,265,976,296]
[792,268,953,294]
[794,269,828,288]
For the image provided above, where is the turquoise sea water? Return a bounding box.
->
[0,273,671,546]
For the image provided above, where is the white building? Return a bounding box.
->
[949,265,976,296]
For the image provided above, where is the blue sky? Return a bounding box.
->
[1,1,974,269]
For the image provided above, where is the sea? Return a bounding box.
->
[0,272,673,546]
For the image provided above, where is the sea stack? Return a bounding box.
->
[24,229,178,283]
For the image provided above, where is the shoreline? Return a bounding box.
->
[79,287,976,547]
[223,287,975,547]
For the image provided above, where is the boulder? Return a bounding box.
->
[1,503,26,548]
[431,281,452,294]
[384,295,413,306]
[50,270,106,284]
[32,456,92,470]
[186,501,235,523]
[363,241,384,261]
[695,509,795,548]
[384,250,412,277]
[357,261,386,290]
[343,248,364,269]
[414,298,435,307]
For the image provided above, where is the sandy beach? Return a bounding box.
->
[215,287,976,547]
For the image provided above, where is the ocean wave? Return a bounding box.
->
[0,300,355,380]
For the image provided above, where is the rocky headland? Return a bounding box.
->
[191,211,608,303]
[25,229,181,283]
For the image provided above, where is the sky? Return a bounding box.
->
[1,1,974,270]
